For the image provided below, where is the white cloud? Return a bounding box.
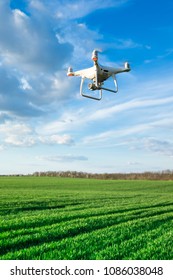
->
[0,121,35,147]
[0,121,32,135]
[0,120,74,147]
[37,154,88,162]
[0,66,45,117]
[127,161,141,166]
[82,123,151,146]
[5,134,36,147]
[25,0,130,20]
[102,38,143,50]
[39,92,173,137]
[0,2,72,73]
[20,78,32,90]
[29,0,47,12]
[88,96,173,122]
[39,134,75,146]
[49,135,74,145]
[141,138,173,158]
[55,0,129,19]
[0,1,76,119]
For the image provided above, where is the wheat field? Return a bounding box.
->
[0,176,173,260]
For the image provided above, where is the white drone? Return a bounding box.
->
[67,49,131,100]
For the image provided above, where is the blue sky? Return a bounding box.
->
[0,0,173,174]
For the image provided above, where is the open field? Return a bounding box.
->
[0,176,173,260]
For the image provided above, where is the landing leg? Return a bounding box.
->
[100,74,118,93]
[80,77,102,100]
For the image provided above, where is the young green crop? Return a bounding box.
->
[0,177,173,259]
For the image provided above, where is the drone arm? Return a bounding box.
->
[95,64,99,87]
[113,63,131,75]
[67,68,89,77]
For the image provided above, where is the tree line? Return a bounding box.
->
[31,170,173,180]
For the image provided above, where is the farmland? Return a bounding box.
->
[0,176,173,260]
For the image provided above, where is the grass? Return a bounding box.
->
[0,176,173,260]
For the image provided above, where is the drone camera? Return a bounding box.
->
[88,83,97,91]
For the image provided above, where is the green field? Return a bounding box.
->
[0,176,173,260]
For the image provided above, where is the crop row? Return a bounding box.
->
[0,177,173,259]
[1,213,173,260]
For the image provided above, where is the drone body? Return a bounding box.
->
[67,50,131,100]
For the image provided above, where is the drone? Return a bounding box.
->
[67,49,131,100]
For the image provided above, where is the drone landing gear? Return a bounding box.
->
[80,77,102,100]
[80,74,118,101]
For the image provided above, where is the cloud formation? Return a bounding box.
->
[0,0,74,118]
[0,117,75,148]
[0,1,72,72]
[55,0,129,19]
[37,154,88,162]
